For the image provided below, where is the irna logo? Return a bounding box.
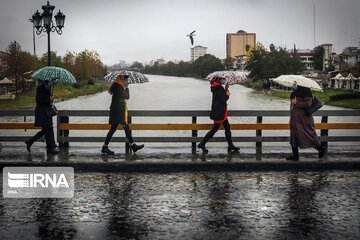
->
[3,167,74,198]
[8,172,69,188]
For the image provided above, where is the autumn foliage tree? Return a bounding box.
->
[0,41,37,93]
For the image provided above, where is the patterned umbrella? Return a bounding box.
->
[206,71,248,85]
[104,71,149,84]
[31,66,76,84]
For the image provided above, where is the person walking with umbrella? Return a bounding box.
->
[102,74,144,154]
[197,77,240,153]
[286,85,324,160]
[25,80,59,154]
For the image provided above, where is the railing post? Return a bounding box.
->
[256,116,262,155]
[192,116,197,153]
[126,115,131,154]
[58,114,69,148]
[321,116,328,153]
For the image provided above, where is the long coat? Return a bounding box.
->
[109,83,129,125]
[34,85,53,127]
[210,84,229,121]
[289,96,321,148]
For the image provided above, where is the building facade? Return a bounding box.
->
[337,47,360,68]
[297,49,314,71]
[321,43,334,71]
[226,30,256,58]
[191,45,207,62]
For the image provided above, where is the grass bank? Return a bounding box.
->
[243,79,360,109]
[271,88,360,110]
[0,81,109,110]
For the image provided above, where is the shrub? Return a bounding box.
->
[87,79,95,85]
[72,83,83,89]
[329,93,360,101]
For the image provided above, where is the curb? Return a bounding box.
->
[1,161,360,172]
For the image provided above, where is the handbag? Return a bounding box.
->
[305,97,323,115]
[45,104,58,117]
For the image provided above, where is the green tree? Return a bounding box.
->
[38,51,63,68]
[312,46,324,71]
[192,54,224,78]
[245,42,305,88]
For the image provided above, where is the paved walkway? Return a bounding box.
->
[0,145,359,171]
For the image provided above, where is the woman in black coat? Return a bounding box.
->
[25,80,59,154]
[287,85,324,160]
[197,77,239,153]
[101,74,144,154]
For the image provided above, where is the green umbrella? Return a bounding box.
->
[32,66,76,84]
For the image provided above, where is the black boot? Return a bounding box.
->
[197,143,208,153]
[228,144,240,152]
[101,145,114,154]
[286,147,299,161]
[25,140,32,152]
[47,147,59,155]
[315,146,325,159]
[131,143,144,153]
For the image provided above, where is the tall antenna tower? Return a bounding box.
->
[313,0,316,47]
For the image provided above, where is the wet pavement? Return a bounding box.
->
[0,145,359,239]
[0,171,360,239]
[0,145,359,172]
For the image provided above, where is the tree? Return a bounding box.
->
[38,51,63,68]
[192,54,224,78]
[0,41,37,93]
[312,46,324,71]
[74,49,106,81]
[245,42,305,87]
[245,42,268,82]
[131,61,144,70]
[223,57,234,70]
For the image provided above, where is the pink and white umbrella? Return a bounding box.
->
[206,71,248,85]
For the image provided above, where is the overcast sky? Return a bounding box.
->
[0,0,359,65]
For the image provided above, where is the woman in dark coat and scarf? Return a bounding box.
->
[101,75,144,154]
[25,80,59,154]
[197,77,240,153]
[287,85,324,160]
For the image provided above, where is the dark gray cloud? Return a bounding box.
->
[0,0,359,65]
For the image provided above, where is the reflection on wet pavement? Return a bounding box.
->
[0,171,359,239]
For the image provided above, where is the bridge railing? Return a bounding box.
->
[2,110,359,153]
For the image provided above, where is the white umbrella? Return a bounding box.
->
[273,75,323,92]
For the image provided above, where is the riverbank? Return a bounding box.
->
[243,79,360,109]
[270,89,360,109]
[0,80,109,109]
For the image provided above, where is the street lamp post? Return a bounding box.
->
[31,1,65,66]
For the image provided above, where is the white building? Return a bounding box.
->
[191,45,207,62]
[297,49,314,71]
